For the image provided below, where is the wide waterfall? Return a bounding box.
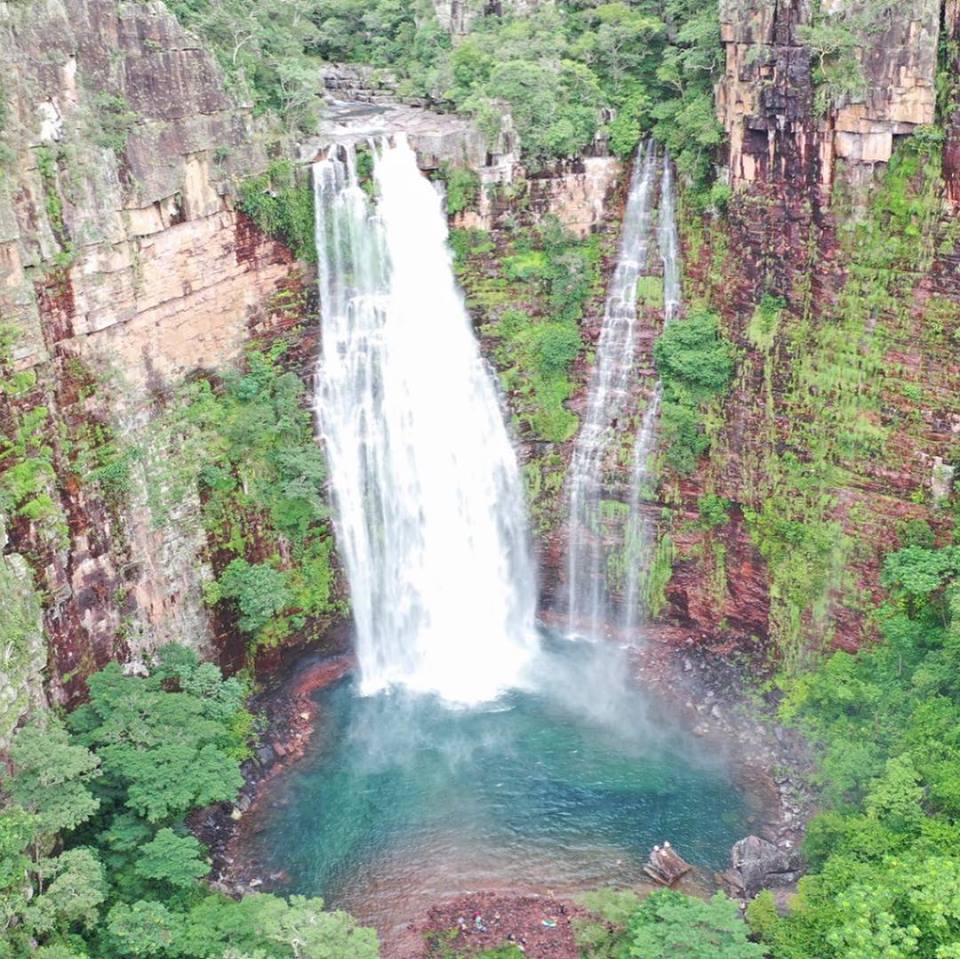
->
[622,153,681,632]
[566,141,658,638]
[313,136,536,705]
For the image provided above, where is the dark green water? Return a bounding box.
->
[244,637,756,940]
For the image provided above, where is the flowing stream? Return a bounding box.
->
[566,141,658,638]
[314,136,536,705]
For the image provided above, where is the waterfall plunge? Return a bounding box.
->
[566,141,658,638]
[313,137,536,706]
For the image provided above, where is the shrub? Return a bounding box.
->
[239,161,316,261]
[624,890,764,958]
[653,309,735,473]
[697,493,730,529]
[443,165,480,215]
[209,559,292,635]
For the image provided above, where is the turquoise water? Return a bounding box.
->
[244,637,755,939]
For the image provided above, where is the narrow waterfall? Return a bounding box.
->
[658,157,681,325]
[622,153,681,632]
[313,136,536,705]
[566,141,658,638]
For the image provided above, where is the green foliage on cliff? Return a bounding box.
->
[417,0,722,181]
[89,94,139,156]
[0,647,379,958]
[749,542,960,958]
[163,0,325,131]
[205,558,293,635]
[457,218,600,444]
[739,132,947,670]
[147,343,342,655]
[653,308,735,474]
[239,159,316,261]
[438,164,480,216]
[798,0,902,115]
[0,325,67,548]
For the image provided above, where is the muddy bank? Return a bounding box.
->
[419,894,584,959]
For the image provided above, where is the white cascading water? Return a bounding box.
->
[313,136,537,705]
[566,140,658,638]
[622,153,681,632]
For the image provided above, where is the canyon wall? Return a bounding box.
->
[4,0,959,742]
[658,0,960,662]
[0,0,621,740]
[0,0,307,719]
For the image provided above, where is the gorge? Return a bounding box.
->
[3,0,960,956]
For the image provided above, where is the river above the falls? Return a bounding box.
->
[239,634,761,947]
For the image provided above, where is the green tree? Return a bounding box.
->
[6,720,100,844]
[751,544,960,958]
[24,848,106,937]
[68,660,245,823]
[134,828,209,888]
[209,559,293,636]
[624,891,764,958]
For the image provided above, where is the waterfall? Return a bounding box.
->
[566,141,658,638]
[313,136,537,705]
[658,157,681,325]
[622,153,681,632]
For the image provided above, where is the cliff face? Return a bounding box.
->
[656,0,960,662]
[0,0,625,738]
[0,0,305,719]
[4,0,958,739]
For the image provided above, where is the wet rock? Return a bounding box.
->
[643,842,692,886]
[727,835,803,899]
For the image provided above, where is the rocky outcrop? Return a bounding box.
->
[725,835,803,899]
[831,0,939,172]
[304,101,499,172]
[717,0,819,192]
[643,842,693,886]
[0,0,307,701]
[718,0,939,195]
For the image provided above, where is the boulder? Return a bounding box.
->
[727,835,803,899]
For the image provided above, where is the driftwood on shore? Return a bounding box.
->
[643,842,692,885]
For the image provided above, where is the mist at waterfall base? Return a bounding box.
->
[254,137,754,938]
[246,635,754,938]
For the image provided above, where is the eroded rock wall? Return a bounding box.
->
[0,518,46,748]
[0,0,305,716]
[660,0,960,659]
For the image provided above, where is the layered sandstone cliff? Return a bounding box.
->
[0,0,305,721]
